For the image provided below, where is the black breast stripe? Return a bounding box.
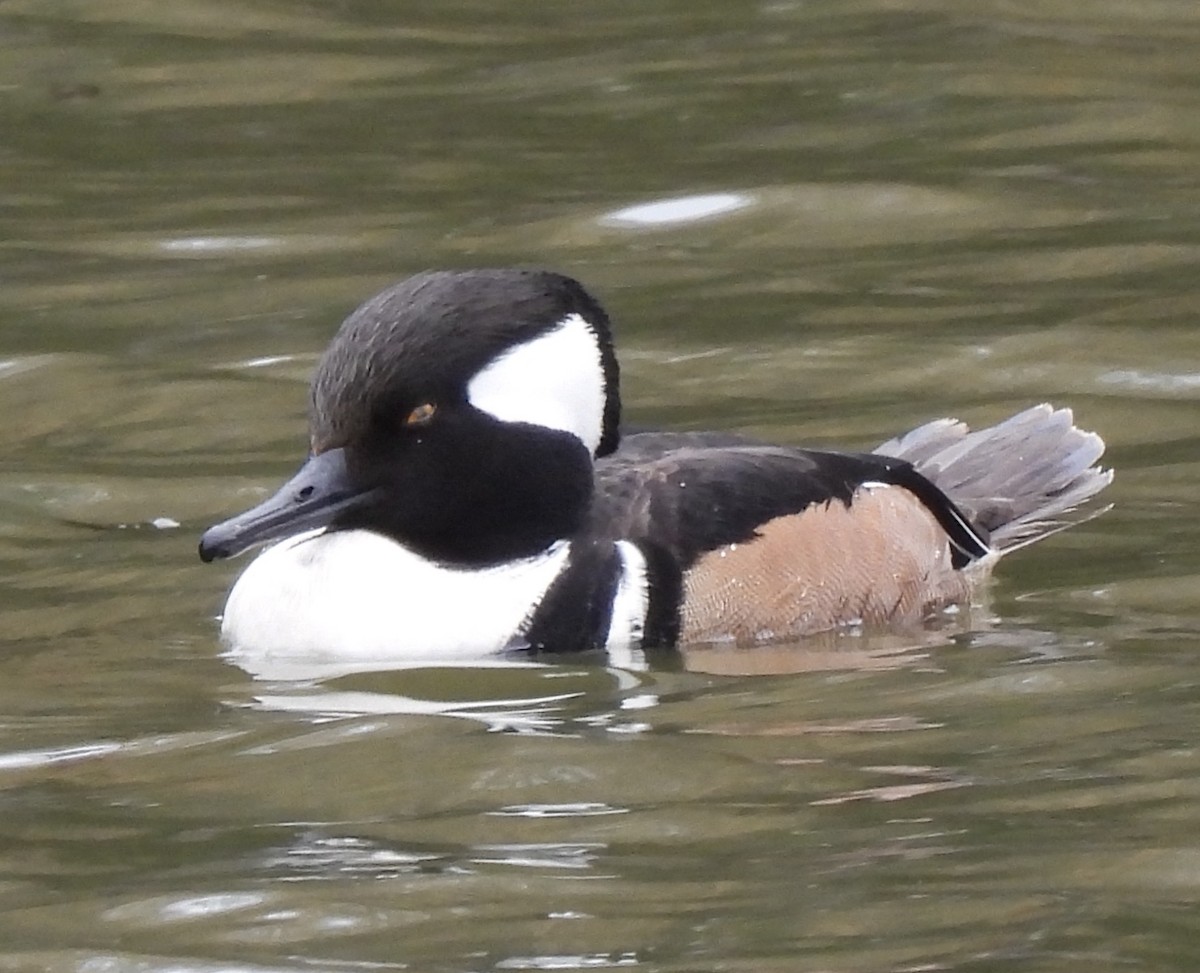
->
[638,541,682,648]
[519,540,624,653]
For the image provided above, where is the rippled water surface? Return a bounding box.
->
[3,1,1200,970]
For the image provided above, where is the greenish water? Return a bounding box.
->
[2,1,1200,970]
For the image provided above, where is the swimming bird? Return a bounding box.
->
[199,269,1111,663]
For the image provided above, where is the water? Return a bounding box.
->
[2,1,1200,969]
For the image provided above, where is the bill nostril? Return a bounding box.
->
[297,485,315,501]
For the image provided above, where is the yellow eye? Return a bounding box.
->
[404,402,437,427]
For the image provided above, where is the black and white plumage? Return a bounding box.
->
[199,269,1111,665]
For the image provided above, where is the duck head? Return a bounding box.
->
[200,269,621,567]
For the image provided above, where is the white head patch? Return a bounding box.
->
[466,312,607,454]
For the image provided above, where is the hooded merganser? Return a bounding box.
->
[199,269,1111,664]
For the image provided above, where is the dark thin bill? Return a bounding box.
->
[198,448,372,562]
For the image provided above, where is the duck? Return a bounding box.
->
[199,268,1111,664]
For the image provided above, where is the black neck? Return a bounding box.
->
[342,422,595,568]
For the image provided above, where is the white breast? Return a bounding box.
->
[219,529,573,669]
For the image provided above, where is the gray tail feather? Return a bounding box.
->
[875,404,1113,554]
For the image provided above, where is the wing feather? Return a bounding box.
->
[591,431,988,569]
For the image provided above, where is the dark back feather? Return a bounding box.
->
[590,431,988,569]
